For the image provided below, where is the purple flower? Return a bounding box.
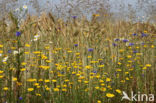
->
[112,43,117,46]
[61,71,64,74]
[141,42,145,45]
[123,39,129,42]
[88,48,93,52]
[133,50,137,53]
[74,44,78,47]
[8,50,12,53]
[129,43,134,46]
[132,33,137,36]
[141,33,147,37]
[114,38,120,41]
[19,97,23,100]
[16,31,21,36]
[93,71,97,73]
[72,16,77,19]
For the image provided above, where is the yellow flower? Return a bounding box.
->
[36,93,41,96]
[25,44,30,47]
[13,77,17,81]
[52,79,57,82]
[116,89,121,94]
[21,62,27,65]
[64,79,69,82]
[44,79,50,83]
[95,14,100,17]
[95,86,100,90]
[16,82,22,86]
[120,80,125,83]
[119,49,124,53]
[97,100,101,103]
[127,55,132,58]
[106,93,115,98]
[118,62,122,65]
[100,87,106,92]
[126,77,129,80]
[98,65,104,68]
[101,83,105,86]
[85,88,89,92]
[0,50,3,53]
[67,50,72,53]
[53,88,59,92]
[144,45,147,48]
[142,67,147,70]
[0,44,3,48]
[46,60,51,63]
[96,75,100,78]
[84,81,89,84]
[27,78,36,82]
[27,88,34,92]
[85,65,92,69]
[45,46,50,49]
[46,87,50,91]
[0,75,4,79]
[99,80,104,83]
[34,83,39,86]
[63,85,67,88]
[3,87,8,91]
[20,68,26,71]
[106,78,111,82]
[0,70,4,74]
[144,30,147,33]
[146,64,151,67]
[116,69,122,72]
[151,45,155,48]
[62,88,67,92]
[24,52,29,54]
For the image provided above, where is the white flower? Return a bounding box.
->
[15,8,20,11]
[33,38,38,41]
[34,35,40,38]
[2,56,8,62]
[13,51,19,55]
[33,35,40,41]
[49,41,53,44]
[23,5,28,9]
[0,53,2,57]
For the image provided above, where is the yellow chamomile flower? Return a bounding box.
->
[106,93,115,98]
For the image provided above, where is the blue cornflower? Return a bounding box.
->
[133,50,137,53]
[93,71,97,73]
[132,33,137,36]
[8,50,12,53]
[88,48,93,52]
[19,97,23,100]
[72,16,77,19]
[74,44,78,47]
[141,42,145,45]
[112,43,117,46]
[16,31,21,36]
[141,33,147,37]
[61,71,64,74]
[129,43,134,46]
[123,39,129,42]
[114,38,120,41]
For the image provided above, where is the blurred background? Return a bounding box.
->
[0,0,156,22]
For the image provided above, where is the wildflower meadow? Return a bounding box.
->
[0,1,156,103]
